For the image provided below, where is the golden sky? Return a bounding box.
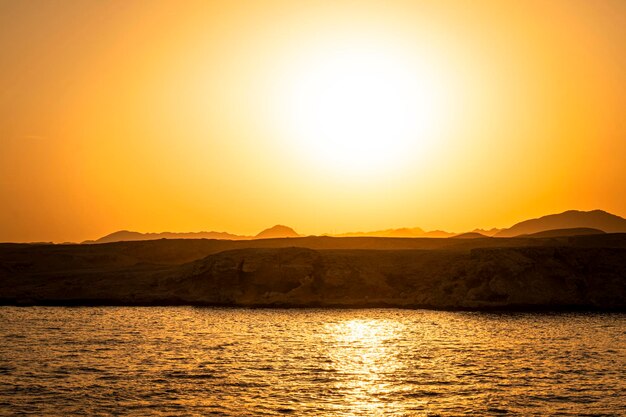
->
[1,0,625,242]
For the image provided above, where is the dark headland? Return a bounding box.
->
[1,232,625,310]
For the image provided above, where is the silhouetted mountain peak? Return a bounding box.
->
[334,227,425,238]
[471,228,502,237]
[495,209,626,237]
[451,232,488,239]
[92,229,243,244]
[255,225,300,239]
[95,231,145,243]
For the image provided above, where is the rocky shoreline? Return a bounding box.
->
[1,235,625,310]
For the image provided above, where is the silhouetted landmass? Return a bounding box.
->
[523,228,606,238]
[82,210,626,244]
[335,227,425,238]
[471,228,502,237]
[451,232,488,239]
[90,230,245,244]
[495,210,626,237]
[420,230,456,238]
[1,234,625,310]
[255,225,300,239]
[335,227,457,238]
[88,225,300,244]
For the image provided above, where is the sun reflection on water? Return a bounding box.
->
[2,309,624,415]
[324,319,407,415]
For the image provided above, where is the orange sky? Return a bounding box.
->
[1,0,625,242]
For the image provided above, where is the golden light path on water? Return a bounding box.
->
[1,308,625,416]
[324,319,406,414]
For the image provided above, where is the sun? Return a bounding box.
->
[273,38,449,177]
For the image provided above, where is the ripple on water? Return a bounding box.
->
[0,307,625,416]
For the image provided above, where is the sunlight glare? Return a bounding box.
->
[275,39,450,177]
[323,318,406,414]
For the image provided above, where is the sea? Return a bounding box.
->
[0,307,624,416]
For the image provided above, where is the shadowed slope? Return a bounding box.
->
[495,210,626,237]
[523,228,606,238]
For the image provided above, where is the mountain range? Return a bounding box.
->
[86,209,626,244]
[493,210,626,237]
[88,225,301,244]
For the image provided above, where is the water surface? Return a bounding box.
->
[1,307,624,416]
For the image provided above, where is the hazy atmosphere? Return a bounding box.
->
[2,3,626,416]
[2,0,626,243]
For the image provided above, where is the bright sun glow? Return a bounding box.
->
[275,39,450,177]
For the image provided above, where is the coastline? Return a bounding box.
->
[2,235,625,311]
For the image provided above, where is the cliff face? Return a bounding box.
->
[2,238,625,309]
[172,247,626,309]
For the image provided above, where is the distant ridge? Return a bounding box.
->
[255,225,300,239]
[523,228,606,238]
[85,209,626,244]
[87,225,302,244]
[333,228,457,238]
[471,228,502,237]
[495,210,626,237]
[450,232,488,239]
[420,230,456,238]
[334,227,424,238]
[90,230,245,244]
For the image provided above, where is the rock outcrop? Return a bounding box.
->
[1,234,625,310]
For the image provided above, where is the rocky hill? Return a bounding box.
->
[495,210,626,237]
[255,225,300,239]
[1,234,625,310]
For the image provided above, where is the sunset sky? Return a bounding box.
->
[1,0,625,243]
